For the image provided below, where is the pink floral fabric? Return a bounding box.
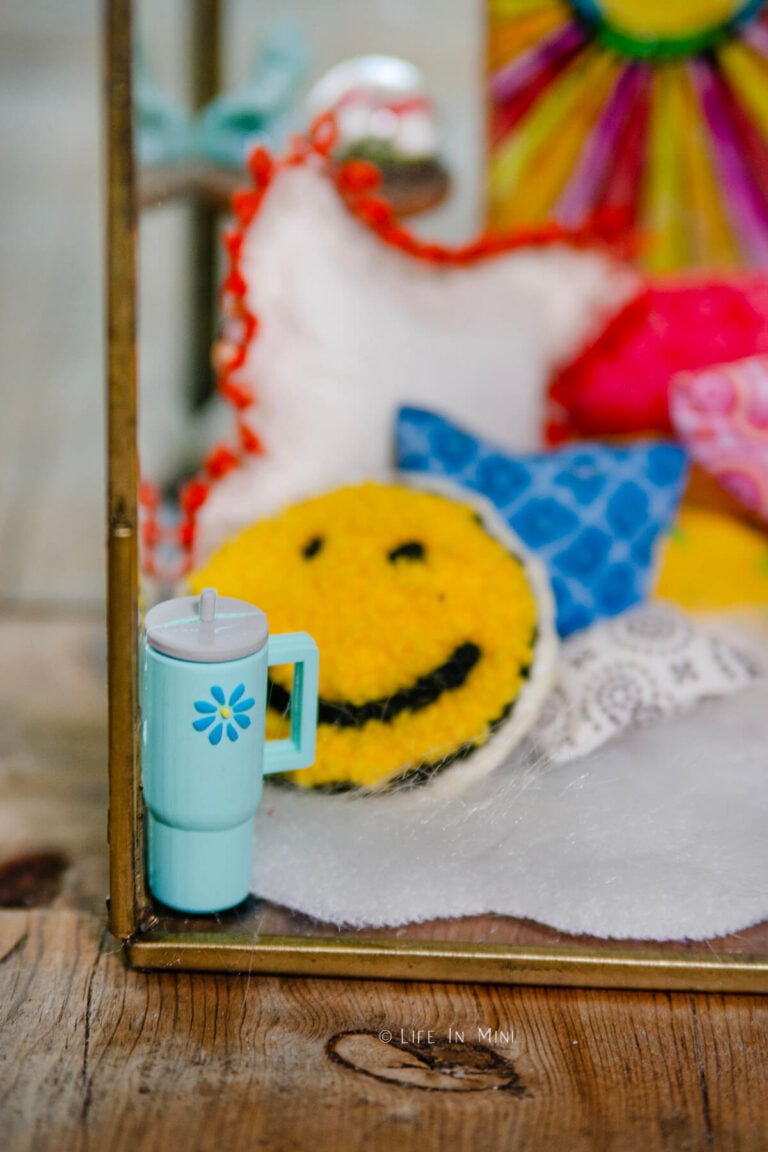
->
[670,356,768,522]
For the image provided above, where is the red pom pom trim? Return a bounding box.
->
[180,479,210,516]
[204,445,240,479]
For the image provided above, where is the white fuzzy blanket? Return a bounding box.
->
[252,613,768,941]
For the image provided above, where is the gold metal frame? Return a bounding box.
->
[106,0,768,992]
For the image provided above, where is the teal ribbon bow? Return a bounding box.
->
[135,22,308,170]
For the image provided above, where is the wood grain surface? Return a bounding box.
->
[0,908,767,1151]
[0,612,767,1150]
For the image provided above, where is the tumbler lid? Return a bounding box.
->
[144,588,268,662]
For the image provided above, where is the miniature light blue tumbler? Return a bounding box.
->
[142,588,319,914]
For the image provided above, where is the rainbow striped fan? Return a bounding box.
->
[487,0,768,270]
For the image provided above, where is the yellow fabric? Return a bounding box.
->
[488,0,565,21]
[190,483,541,791]
[718,40,768,142]
[600,0,745,38]
[655,507,768,610]
[488,4,569,72]
[643,66,692,273]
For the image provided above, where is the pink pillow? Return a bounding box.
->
[670,356,768,522]
[548,281,768,443]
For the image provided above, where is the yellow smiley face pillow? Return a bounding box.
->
[189,479,558,794]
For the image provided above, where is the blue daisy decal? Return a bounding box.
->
[193,683,255,745]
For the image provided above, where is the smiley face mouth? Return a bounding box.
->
[268,642,482,729]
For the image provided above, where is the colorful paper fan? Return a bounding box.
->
[487,0,768,271]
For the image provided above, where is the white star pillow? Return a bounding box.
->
[166,129,639,566]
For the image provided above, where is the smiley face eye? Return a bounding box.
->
[302,535,325,560]
[388,540,426,563]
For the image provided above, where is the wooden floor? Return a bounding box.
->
[1,611,767,1151]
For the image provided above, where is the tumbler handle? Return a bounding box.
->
[263,633,319,774]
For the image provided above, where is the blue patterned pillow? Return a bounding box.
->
[396,407,689,637]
